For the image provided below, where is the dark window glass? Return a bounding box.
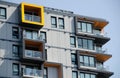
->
[45,49,47,60]
[80,73,96,78]
[85,74,90,78]
[87,23,92,33]
[0,7,6,19]
[88,40,93,50]
[59,18,64,29]
[13,63,19,76]
[72,71,77,78]
[80,56,84,66]
[51,16,57,28]
[80,55,95,67]
[89,57,95,67]
[77,22,81,32]
[83,39,87,49]
[44,67,48,78]
[70,36,76,47]
[78,38,82,48]
[77,22,92,33]
[71,54,77,65]
[78,38,93,50]
[82,22,86,32]
[12,27,19,39]
[40,31,47,43]
[80,73,85,78]
[25,30,38,40]
[12,45,19,57]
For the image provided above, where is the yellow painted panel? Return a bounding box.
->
[21,2,44,26]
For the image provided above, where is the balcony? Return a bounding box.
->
[23,68,43,78]
[25,50,42,59]
[25,14,40,22]
[21,2,44,28]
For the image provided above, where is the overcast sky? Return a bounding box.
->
[5,0,120,78]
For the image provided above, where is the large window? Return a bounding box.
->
[40,31,47,43]
[12,27,19,39]
[80,73,96,78]
[80,55,95,67]
[44,67,48,78]
[51,16,57,28]
[77,22,92,33]
[71,54,77,65]
[12,45,19,57]
[0,7,6,19]
[72,71,78,78]
[25,30,38,40]
[13,63,19,76]
[77,38,93,50]
[59,18,64,29]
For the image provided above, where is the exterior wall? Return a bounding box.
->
[0,1,113,78]
[0,3,20,78]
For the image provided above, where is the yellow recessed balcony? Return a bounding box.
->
[21,2,44,27]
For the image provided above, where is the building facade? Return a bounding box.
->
[0,1,113,78]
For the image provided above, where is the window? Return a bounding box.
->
[0,7,6,19]
[77,22,81,32]
[77,38,94,50]
[78,38,82,48]
[12,45,19,57]
[77,22,92,33]
[40,31,47,42]
[72,71,77,78]
[80,73,96,78]
[51,16,57,28]
[45,49,47,60]
[44,67,48,78]
[79,55,95,67]
[13,63,19,76]
[70,36,76,47]
[59,18,64,29]
[25,30,38,40]
[71,54,77,65]
[12,27,19,39]
[83,39,87,49]
[88,40,93,50]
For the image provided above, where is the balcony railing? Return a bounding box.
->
[25,14,40,22]
[23,68,43,78]
[25,50,42,59]
[96,65,109,71]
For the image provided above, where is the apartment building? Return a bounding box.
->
[0,1,113,78]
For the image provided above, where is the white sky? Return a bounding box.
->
[5,0,120,78]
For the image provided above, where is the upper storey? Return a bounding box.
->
[21,2,44,29]
[75,15,110,45]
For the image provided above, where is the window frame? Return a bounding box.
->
[51,16,57,28]
[12,44,19,57]
[0,7,6,19]
[12,27,19,39]
[71,53,77,65]
[77,38,94,50]
[44,67,48,78]
[80,72,96,78]
[40,31,47,43]
[58,18,64,29]
[12,63,19,76]
[70,36,76,48]
[77,21,93,34]
[72,71,78,78]
[79,55,96,67]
